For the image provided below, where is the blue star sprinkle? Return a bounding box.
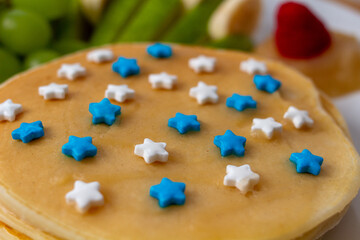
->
[150,178,186,208]
[147,43,172,58]
[112,57,140,78]
[226,94,257,112]
[253,75,281,93]
[89,98,121,126]
[214,130,246,157]
[168,113,200,134]
[290,149,324,175]
[12,121,44,143]
[62,136,97,161]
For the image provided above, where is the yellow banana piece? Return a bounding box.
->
[80,0,108,24]
[181,0,202,10]
[208,0,260,40]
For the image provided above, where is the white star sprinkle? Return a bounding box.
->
[57,63,86,80]
[148,72,177,89]
[65,181,104,213]
[189,81,218,104]
[134,138,168,164]
[224,164,260,194]
[240,58,267,75]
[87,49,114,63]
[251,117,282,139]
[105,84,135,102]
[284,106,314,129]
[0,99,22,122]
[189,55,216,73]
[38,83,68,100]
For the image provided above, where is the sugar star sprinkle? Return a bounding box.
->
[214,130,246,157]
[134,138,168,164]
[0,99,22,122]
[224,164,260,194]
[188,55,216,73]
[147,43,172,58]
[290,149,323,175]
[66,181,104,213]
[12,121,44,143]
[226,94,257,112]
[105,84,135,103]
[189,81,218,105]
[251,117,282,139]
[168,113,200,134]
[150,178,186,208]
[112,57,140,78]
[240,58,267,75]
[57,63,86,80]
[87,49,114,63]
[148,72,177,89]
[89,98,121,126]
[62,136,97,161]
[39,83,68,100]
[284,106,314,129]
[253,75,281,93]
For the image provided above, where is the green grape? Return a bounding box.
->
[0,9,52,55]
[0,47,22,83]
[52,39,88,55]
[12,0,70,20]
[24,49,60,69]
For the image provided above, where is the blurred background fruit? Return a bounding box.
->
[52,39,88,55]
[210,34,253,51]
[208,0,260,40]
[90,0,142,45]
[163,0,222,44]
[80,0,107,24]
[24,49,60,69]
[117,0,183,42]
[0,47,22,82]
[0,0,255,84]
[53,0,87,40]
[0,9,52,54]
[12,0,71,20]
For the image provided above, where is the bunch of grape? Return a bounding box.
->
[0,0,88,82]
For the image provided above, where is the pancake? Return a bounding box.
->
[0,44,358,239]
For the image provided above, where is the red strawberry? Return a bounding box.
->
[275,2,331,59]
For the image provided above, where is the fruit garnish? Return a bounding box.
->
[12,0,71,20]
[163,0,222,44]
[117,0,182,42]
[0,48,22,82]
[0,9,52,55]
[275,2,331,59]
[90,0,143,46]
[208,0,260,40]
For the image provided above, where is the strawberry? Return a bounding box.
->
[275,2,331,59]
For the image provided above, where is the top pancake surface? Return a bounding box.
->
[0,44,359,240]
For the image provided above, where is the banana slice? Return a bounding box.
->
[208,0,261,40]
[80,0,108,24]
